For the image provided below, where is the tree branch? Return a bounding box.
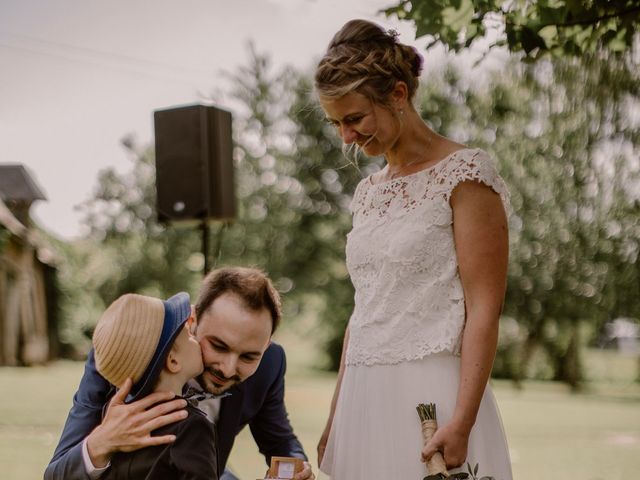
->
[553,5,640,28]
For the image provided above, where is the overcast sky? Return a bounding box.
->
[0,0,462,239]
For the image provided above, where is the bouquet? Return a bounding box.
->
[416,403,496,480]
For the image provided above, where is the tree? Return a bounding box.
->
[62,47,363,367]
[217,46,363,369]
[54,138,204,351]
[383,0,640,60]
[59,46,640,388]
[414,51,640,388]
[381,0,640,388]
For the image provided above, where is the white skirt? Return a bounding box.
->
[320,353,512,480]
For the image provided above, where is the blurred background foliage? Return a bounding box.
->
[424,54,640,388]
[51,16,640,389]
[383,0,640,61]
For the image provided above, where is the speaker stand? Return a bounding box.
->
[201,220,210,275]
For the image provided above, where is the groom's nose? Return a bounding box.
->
[218,354,238,378]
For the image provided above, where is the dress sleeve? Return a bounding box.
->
[441,149,510,214]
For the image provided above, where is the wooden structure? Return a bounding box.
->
[0,164,56,365]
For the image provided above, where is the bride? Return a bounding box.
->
[314,19,513,480]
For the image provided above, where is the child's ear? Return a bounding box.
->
[165,348,181,374]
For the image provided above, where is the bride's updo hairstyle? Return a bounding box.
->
[315,19,424,107]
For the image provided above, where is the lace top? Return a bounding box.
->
[345,148,509,366]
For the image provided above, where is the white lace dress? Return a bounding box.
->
[320,149,513,480]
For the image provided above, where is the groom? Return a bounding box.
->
[44,266,315,480]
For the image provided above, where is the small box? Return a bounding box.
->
[265,456,304,479]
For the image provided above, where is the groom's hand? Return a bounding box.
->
[86,378,188,467]
[264,461,314,480]
[293,461,315,480]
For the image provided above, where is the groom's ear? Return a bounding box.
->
[187,307,197,335]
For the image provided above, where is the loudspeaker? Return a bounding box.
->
[154,104,235,222]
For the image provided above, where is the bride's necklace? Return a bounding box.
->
[385,131,435,181]
[386,156,434,180]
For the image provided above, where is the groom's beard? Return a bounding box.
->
[197,367,242,395]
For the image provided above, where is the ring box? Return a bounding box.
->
[259,456,304,479]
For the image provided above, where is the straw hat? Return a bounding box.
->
[92,292,191,402]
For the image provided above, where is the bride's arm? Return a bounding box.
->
[422,180,508,468]
[317,327,350,467]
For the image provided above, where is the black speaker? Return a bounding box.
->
[154,104,235,223]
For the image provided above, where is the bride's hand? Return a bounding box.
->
[421,421,470,470]
[317,422,331,467]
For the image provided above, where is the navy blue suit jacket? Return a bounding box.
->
[44,342,306,479]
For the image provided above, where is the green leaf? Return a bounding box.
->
[538,25,558,48]
[442,0,474,31]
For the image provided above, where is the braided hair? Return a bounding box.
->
[315,19,423,106]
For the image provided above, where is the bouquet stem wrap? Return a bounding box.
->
[417,403,448,476]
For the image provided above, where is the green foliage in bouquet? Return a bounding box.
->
[416,403,437,422]
[424,462,495,480]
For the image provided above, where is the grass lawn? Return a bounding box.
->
[1,332,638,479]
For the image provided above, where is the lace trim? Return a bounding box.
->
[349,148,510,226]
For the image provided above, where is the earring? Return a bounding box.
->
[399,109,404,115]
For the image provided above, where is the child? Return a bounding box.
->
[92,292,218,479]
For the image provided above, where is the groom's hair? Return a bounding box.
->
[195,266,282,333]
